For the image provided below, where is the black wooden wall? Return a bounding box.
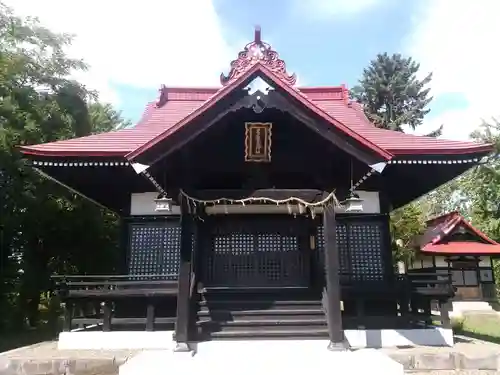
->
[127,215,391,282]
[316,216,388,282]
[128,221,181,280]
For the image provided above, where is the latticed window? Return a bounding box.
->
[128,222,181,280]
[316,218,386,281]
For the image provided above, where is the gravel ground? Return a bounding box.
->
[381,336,500,357]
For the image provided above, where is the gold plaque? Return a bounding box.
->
[244,122,272,162]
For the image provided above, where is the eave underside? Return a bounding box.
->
[384,155,489,209]
[30,160,150,214]
[26,154,489,214]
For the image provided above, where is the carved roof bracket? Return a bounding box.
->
[220,26,297,87]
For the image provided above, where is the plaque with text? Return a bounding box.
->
[244,122,272,162]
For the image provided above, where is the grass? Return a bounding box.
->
[452,314,500,344]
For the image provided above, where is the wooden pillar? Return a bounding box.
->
[474,257,483,299]
[439,299,452,329]
[146,302,155,331]
[174,192,194,352]
[119,217,130,274]
[62,301,73,332]
[323,205,349,350]
[102,301,112,332]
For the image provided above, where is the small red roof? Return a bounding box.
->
[419,212,500,255]
[422,242,500,255]
[19,29,494,159]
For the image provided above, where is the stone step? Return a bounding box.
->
[199,299,322,306]
[197,317,327,326]
[208,326,330,339]
[198,306,324,315]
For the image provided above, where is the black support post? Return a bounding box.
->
[174,193,194,352]
[146,302,155,331]
[102,301,112,332]
[63,301,73,332]
[439,300,452,329]
[323,205,349,350]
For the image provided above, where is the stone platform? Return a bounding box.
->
[0,342,136,375]
[120,342,404,375]
[0,336,499,375]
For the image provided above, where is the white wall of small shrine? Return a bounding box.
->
[410,255,492,269]
[129,190,381,216]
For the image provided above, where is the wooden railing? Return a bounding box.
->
[335,271,454,329]
[51,270,456,333]
[52,274,179,332]
[53,274,178,297]
[404,271,455,297]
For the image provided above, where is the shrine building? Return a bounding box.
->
[20,27,494,350]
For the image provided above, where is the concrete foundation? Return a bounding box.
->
[57,327,453,351]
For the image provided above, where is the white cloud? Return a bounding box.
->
[292,0,379,19]
[407,0,500,140]
[4,0,234,105]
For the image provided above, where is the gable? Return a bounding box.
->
[125,65,393,169]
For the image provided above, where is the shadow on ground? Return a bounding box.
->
[457,330,500,345]
[0,326,57,353]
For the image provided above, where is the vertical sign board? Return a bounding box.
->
[244,122,272,162]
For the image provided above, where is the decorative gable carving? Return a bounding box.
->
[220,26,297,87]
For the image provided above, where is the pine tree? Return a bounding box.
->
[351,53,441,135]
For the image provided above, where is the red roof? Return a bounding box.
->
[126,63,392,161]
[19,81,493,158]
[419,212,500,255]
[422,242,500,255]
[19,30,494,159]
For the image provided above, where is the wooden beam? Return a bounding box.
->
[174,192,194,352]
[322,205,349,350]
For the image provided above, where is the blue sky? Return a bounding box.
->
[6,0,500,141]
[117,0,423,123]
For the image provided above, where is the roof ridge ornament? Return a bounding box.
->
[156,85,168,108]
[220,26,297,86]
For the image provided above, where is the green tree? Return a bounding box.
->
[350,53,439,263]
[390,202,426,265]
[351,53,441,135]
[89,102,132,133]
[0,2,126,329]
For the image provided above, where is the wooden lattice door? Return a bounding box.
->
[202,215,310,288]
